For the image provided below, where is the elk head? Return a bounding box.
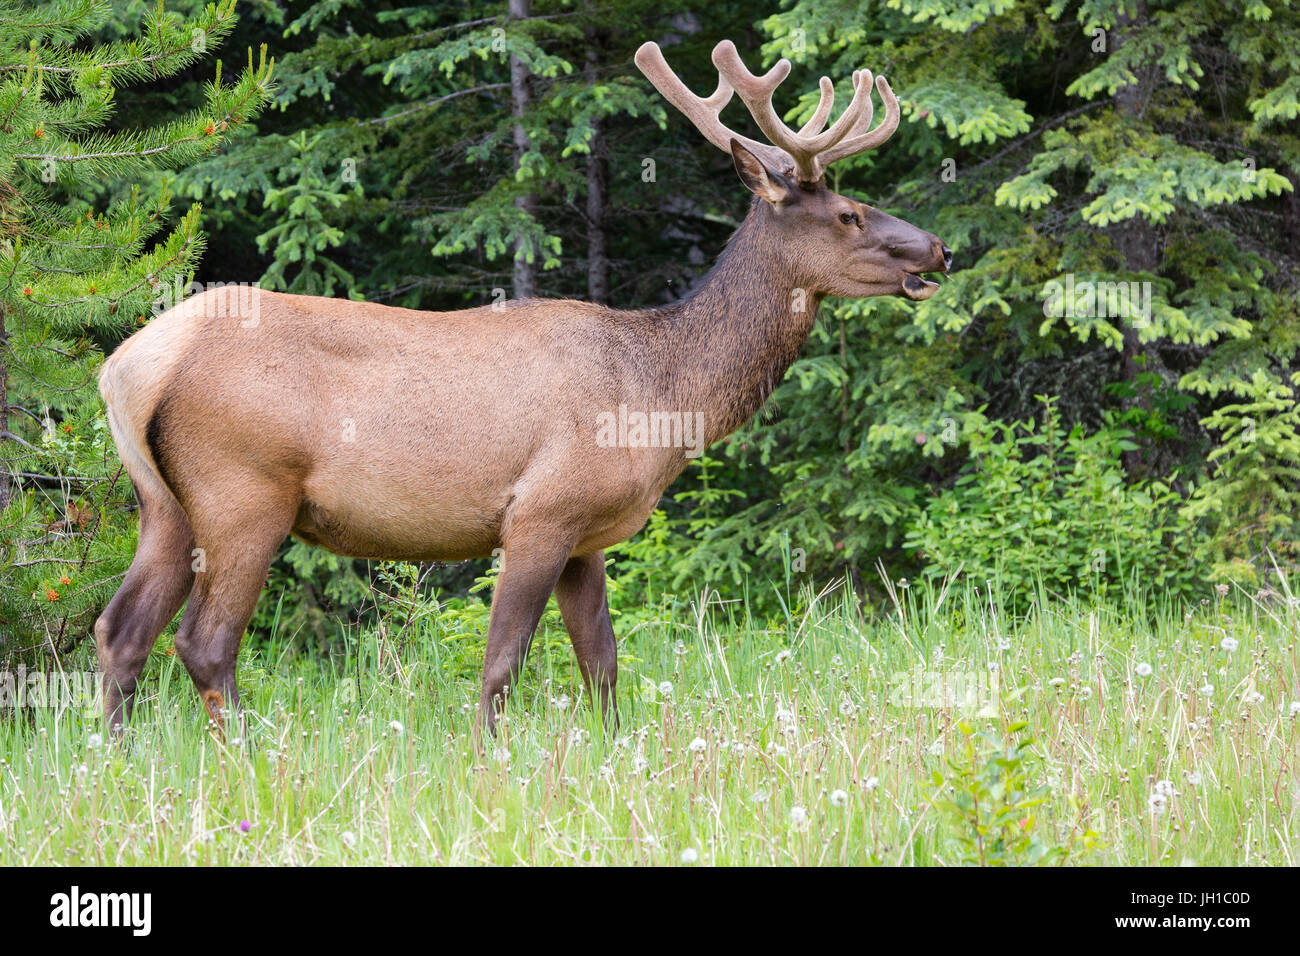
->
[635,39,951,300]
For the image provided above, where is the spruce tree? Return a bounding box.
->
[0,0,274,656]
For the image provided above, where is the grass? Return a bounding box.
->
[1,575,1297,866]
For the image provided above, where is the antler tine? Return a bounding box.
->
[818,74,900,167]
[798,76,836,137]
[712,40,879,183]
[792,69,877,169]
[636,39,902,184]
[828,71,875,141]
[710,40,818,181]
[634,41,791,172]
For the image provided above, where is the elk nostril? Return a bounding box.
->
[941,245,953,269]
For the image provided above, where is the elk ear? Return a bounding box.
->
[730,140,795,205]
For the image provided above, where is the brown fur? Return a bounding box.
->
[93,92,948,738]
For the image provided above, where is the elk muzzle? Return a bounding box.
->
[898,237,952,301]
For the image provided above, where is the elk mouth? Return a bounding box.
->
[901,271,941,301]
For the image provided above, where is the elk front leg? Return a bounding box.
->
[476,537,573,738]
[173,495,294,734]
[554,550,618,731]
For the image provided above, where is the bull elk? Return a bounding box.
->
[94,39,950,734]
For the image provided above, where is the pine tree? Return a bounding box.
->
[0,0,274,656]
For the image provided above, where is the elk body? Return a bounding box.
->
[94,39,950,734]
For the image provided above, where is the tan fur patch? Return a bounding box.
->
[201,689,226,733]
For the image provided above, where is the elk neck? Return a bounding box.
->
[643,198,823,446]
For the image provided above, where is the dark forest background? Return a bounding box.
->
[3,0,1297,659]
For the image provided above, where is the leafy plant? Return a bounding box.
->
[904,398,1203,606]
[925,721,1069,867]
[1181,371,1300,582]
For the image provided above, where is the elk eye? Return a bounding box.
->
[839,212,859,226]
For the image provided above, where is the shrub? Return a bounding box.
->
[904,398,1204,605]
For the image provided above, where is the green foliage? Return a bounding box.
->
[903,79,1033,146]
[255,131,361,295]
[925,722,1074,866]
[740,0,1299,600]
[1181,371,1300,581]
[0,0,274,657]
[247,540,369,654]
[905,399,1201,604]
[179,0,679,303]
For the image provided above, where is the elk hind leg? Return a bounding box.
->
[94,488,196,732]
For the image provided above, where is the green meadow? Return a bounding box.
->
[3,578,1295,866]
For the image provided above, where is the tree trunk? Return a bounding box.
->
[0,304,10,511]
[584,28,610,304]
[1282,168,1300,262]
[509,0,537,299]
[1110,2,1159,476]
